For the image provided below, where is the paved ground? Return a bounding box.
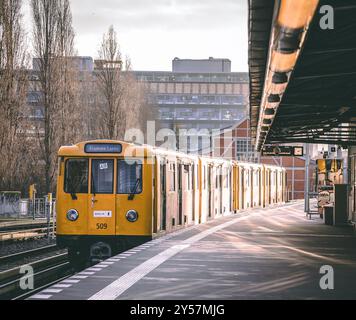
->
[29,201,356,300]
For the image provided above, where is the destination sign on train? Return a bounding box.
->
[85,143,122,154]
[262,146,304,157]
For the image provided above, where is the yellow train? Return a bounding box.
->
[56,140,287,266]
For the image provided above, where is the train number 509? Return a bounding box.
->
[96,223,108,230]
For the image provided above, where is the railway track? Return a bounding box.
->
[0,244,58,265]
[0,221,51,232]
[0,253,72,300]
[0,227,56,242]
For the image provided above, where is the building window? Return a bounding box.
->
[167,83,175,93]
[225,84,233,94]
[209,84,216,94]
[158,83,166,93]
[217,84,224,94]
[176,83,183,93]
[236,140,259,163]
[183,83,191,94]
[200,83,208,94]
[192,83,200,94]
[233,84,241,94]
[150,83,158,92]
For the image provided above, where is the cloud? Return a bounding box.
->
[71,0,246,33]
[23,0,248,71]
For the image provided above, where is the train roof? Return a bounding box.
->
[58,140,285,171]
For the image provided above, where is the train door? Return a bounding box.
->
[244,168,251,209]
[229,168,233,213]
[88,159,116,235]
[251,168,254,208]
[269,170,272,205]
[61,158,89,235]
[116,158,145,237]
[234,165,239,212]
[219,167,223,215]
[160,161,167,231]
[240,168,245,209]
[259,169,262,207]
[178,162,183,225]
[192,164,195,222]
[275,171,278,203]
[208,166,212,218]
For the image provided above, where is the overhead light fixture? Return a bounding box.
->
[268,94,281,103]
[263,119,272,125]
[255,0,319,152]
[272,72,288,84]
[265,108,276,116]
[277,0,319,29]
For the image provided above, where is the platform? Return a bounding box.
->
[29,201,356,300]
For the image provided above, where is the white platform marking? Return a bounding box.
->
[79,272,95,275]
[42,288,63,294]
[31,294,52,299]
[61,279,81,284]
[53,283,72,288]
[71,275,88,279]
[89,215,250,300]
[86,267,102,272]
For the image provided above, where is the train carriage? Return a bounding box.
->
[56,140,287,266]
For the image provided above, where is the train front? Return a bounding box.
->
[56,140,153,268]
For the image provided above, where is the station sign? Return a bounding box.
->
[262,146,304,157]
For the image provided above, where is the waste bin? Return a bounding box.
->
[324,205,334,225]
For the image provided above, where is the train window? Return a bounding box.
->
[64,159,88,194]
[254,171,258,186]
[117,160,143,194]
[169,163,176,191]
[192,165,195,190]
[203,166,206,190]
[91,159,114,194]
[184,165,191,190]
[224,168,229,188]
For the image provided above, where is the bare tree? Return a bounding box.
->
[0,0,30,192]
[94,26,153,142]
[123,60,153,136]
[31,0,78,193]
[95,25,126,140]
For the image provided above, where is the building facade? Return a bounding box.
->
[134,58,249,152]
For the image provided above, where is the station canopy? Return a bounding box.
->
[249,0,356,150]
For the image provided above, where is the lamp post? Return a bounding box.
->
[304,144,310,213]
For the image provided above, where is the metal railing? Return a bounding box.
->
[0,196,56,239]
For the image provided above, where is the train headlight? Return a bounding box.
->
[126,210,138,223]
[66,209,79,222]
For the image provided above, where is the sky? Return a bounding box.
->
[23,0,248,72]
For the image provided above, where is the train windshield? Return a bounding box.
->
[64,159,89,194]
[91,159,114,194]
[117,160,143,194]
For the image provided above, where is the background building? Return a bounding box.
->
[134,57,249,152]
